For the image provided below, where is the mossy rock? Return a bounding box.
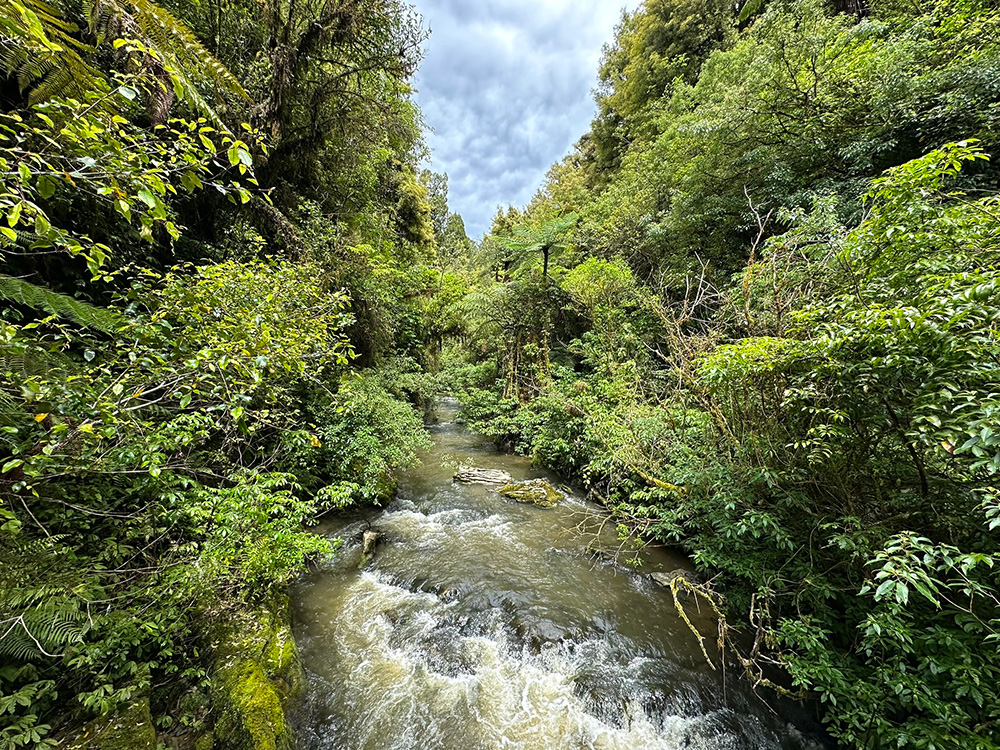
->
[210,596,304,750]
[67,696,156,750]
[497,479,562,508]
[649,569,702,592]
[213,659,291,750]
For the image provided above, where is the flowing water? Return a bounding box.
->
[292,399,826,750]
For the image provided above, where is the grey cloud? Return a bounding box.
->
[410,0,638,239]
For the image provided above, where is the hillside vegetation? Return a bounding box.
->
[3,0,1000,747]
[444,0,1000,747]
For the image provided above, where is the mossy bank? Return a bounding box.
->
[67,596,304,750]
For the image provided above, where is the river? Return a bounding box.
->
[291,398,826,750]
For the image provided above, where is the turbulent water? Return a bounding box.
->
[292,399,825,750]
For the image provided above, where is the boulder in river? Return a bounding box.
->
[649,568,701,590]
[358,529,382,569]
[497,479,562,508]
[453,467,513,485]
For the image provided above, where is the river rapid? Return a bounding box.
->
[291,399,826,750]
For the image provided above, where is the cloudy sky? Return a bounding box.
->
[410,0,638,239]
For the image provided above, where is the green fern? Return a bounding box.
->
[0,0,108,104]
[0,389,25,443]
[0,277,109,436]
[2,0,246,125]
[737,0,767,23]
[0,389,27,438]
[0,276,122,334]
[0,346,74,380]
[0,609,89,661]
[0,535,91,662]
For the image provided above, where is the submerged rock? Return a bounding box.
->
[497,479,562,508]
[453,467,514,485]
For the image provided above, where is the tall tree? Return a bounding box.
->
[420,169,450,238]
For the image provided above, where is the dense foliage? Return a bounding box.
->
[449,0,1000,747]
[6,0,1000,746]
[0,0,475,745]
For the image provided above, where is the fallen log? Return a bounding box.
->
[453,467,513,485]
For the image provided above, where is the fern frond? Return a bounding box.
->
[0,0,108,102]
[26,49,107,106]
[0,388,24,435]
[168,69,226,129]
[87,0,247,124]
[0,607,89,660]
[0,539,88,607]
[0,275,123,333]
[0,534,95,661]
[737,0,767,24]
[0,616,87,660]
[0,344,74,378]
[129,0,245,98]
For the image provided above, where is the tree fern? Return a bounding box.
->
[86,0,247,125]
[499,213,578,279]
[0,276,122,334]
[2,0,246,125]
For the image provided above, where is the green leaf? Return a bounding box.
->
[8,202,22,227]
[37,176,56,200]
[875,580,894,599]
[2,459,23,473]
[115,199,132,221]
[894,582,909,605]
[137,188,157,209]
